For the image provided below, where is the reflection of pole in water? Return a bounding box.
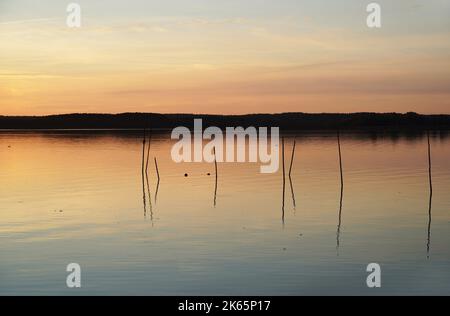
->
[427,190,432,259]
[336,192,343,253]
[154,157,160,182]
[288,139,296,209]
[145,131,153,223]
[213,147,218,207]
[141,130,147,218]
[154,157,160,204]
[145,149,153,224]
[336,131,344,253]
[427,131,433,258]
[281,137,286,224]
[142,174,147,218]
[145,168,153,224]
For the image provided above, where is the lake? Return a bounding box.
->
[0,130,449,295]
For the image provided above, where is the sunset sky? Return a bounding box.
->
[1,0,450,115]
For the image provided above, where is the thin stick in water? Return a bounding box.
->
[154,157,160,203]
[141,129,146,175]
[141,129,147,217]
[145,168,153,224]
[337,131,344,195]
[144,128,153,221]
[288,139,296,208]
[281,136,286,224]
[427,131,433,258]
[336,131,344,253]
[154,157,160,182]
[145,132,152,175]
[214,147,218,207]
[289,140,296,178]
[427,132,433,197]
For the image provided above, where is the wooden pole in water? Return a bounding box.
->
[154,156,160,203]
[154,157,160,182]
[427,131,433,258]
[289,139,296,178]
[141,129,147,217]
[337,131,344,195]
[214,147,218,207]
[145,132,151,175]
[282,137,286,223]
[427,132,433,197]
[154,178,160,204]
[288,139,296,208]
[144,128,153,219]
[336,131,344,253]
[141,129,146,176]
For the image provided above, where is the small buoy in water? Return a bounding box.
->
[184,173,188,177]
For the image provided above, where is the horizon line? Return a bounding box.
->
[2,111,450,118]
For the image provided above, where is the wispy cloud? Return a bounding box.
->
[0,17,61,25]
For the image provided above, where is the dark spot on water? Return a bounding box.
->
[184,173,188,177]
[282,248,287,251]
[207,173,211,176]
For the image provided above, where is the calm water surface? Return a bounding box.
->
[0,130,449,295]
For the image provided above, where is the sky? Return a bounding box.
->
[1,0,450,115]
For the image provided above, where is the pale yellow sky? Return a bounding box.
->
[1,0,450,115]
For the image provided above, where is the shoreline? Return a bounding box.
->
[1,112,450,130]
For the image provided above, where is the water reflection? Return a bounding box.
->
[140,130,154,222]
[281,137,286,225]
[288,140,297,210]
[336,132,344,254]
[1,129,449,295]
[336,188,344,254]
[141,131,148,218]
[213,147,218,207]
[154,157,160,204]
[427,132,433,258]
[145,168,153,224]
